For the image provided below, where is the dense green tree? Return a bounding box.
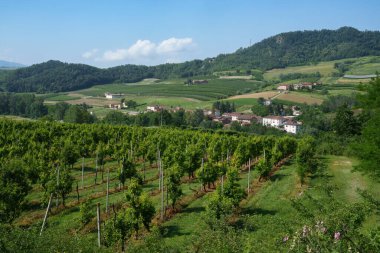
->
[332,104,360,136]
[296,136,317,185]
[223,167,246,206]
[186,109,205,127]
[0,160,31,223]
[47,167,74,206]
[166,165,183,208]
[353,76,380,177]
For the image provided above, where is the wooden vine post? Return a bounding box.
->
[81,156,85,189]
[40,193,53,236]
[106,168,110,214]
[97,203,101,247]
[247,158,251,193]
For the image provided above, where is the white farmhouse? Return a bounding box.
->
[277,84,291,91]
[105,92,124,99]
[147,105,163,112]
[262,116,285,127]
[283,120,301,134]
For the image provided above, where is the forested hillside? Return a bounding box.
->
[2,27,380,92]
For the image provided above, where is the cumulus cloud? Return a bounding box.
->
[82,49,99,59]
[97,37,195,62]
[156,37,193,54]
[127,40,156,58]
[102,49,128,61]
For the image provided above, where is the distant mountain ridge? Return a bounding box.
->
[2,27,380,92]
[0,60,25,69]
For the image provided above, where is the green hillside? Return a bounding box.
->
[2,27,380,93]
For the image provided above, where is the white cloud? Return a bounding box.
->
[97,37,195,63]
[102,49,128,61]
[127,40,156,58]
[82,49,99,59]
[156,37,193,54]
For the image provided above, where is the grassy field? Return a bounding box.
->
[74,79,264,101]
[38,57,377,118]
[263,56,380,82]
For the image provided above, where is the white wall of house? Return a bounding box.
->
[262,117,283,127]
[284,124,300,134]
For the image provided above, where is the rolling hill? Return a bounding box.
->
[2,27,380,93]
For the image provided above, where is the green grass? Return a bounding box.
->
[44,94,81,101]
[263,56,380,82]
[76,79,264,101]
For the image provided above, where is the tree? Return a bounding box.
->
[205,190,234,224]
[223,167,246,206]
[79,200,94,225]
[0,160,31,223]
[125,178,155,236]
[166,165,183,208]
[186,109,204,127]
[61,141,80,169]
[47,167,74,206]
[353,76,380,177]
[183,144,202,179]
[119,158,137,188]
[256,156,271,181]
[196,162,219,191]
[332,104,360,136]
[295,136,317,185]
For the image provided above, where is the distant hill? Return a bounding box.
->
[3,27,380,93]
[210,26,380,71]
[0,60,25,69]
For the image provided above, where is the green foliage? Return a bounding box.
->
[0,160,31,223]
[0,93,47,118]
[332,104,361,136]
[119,158,137,187]
[256,156,271,180]
[47,167,74,206]
[212,100,235,114]
[296,136,317,185]
[166,165,183,208]
[211,27,380,71]
[196,162,219,190]
[61,141,80,168]
[223,167,246,207]
[205,191,234,222]
[288,189,380,252]
[63,104,95,124]
[353,76,380,177]
[79,200,94,225]
[278,72,321,82]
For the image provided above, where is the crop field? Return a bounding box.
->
[263,61,336,80]
[75,79,264,101]
[263,56,380,81]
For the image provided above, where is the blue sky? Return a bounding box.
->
[1,0,380,68]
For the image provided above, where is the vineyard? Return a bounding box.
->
[0,119,378,252]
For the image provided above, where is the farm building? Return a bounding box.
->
[147,105,163,112]
[277,84,291,91]
[283,120,302,134]
[109,103,122,110]
[105,92,124,99]
[262,116,285,127]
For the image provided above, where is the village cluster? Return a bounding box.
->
[104,92,302,134]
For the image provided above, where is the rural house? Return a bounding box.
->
[277,84,291,91]
[262,116,285,127]
[105,92,124,99]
